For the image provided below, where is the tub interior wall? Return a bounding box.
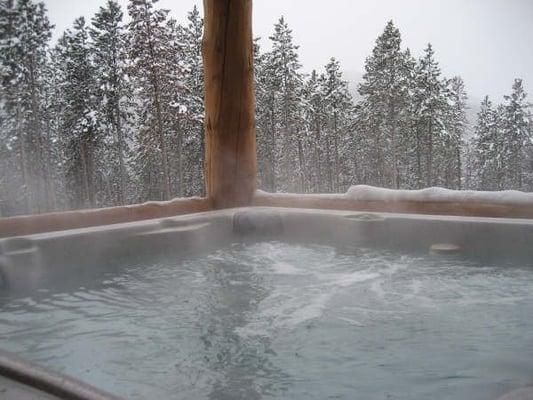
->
[1,207,533,295]
[278,210,533,261]
[0,212,235,294]
[1,207,533,400]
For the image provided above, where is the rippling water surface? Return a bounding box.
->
[1,242,533,399]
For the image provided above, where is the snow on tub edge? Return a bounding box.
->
[256,186,533,206]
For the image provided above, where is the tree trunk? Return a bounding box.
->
[333,111,339,192]
[16,106,30,214]
[44,118,57,210]
[152,84,171,200]
[427,120,434,187]
[111,43,126,205]
[315,120,322,192]
[416,128,422,188]
[326,135,333,192]
[269,104,276,191]
[203,0,257,208]
[390,105,399,189]
[297,133,305,192]
[177,117,183,197]
[456,144,462,190]
[28,56,46,212]
[79,141,91,208]
[115,102,126,205]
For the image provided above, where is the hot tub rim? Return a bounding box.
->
[0,348,124,400]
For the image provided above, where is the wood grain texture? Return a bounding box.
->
[203,0,257,209]
[0,198,212,238]
[252,191,533,219]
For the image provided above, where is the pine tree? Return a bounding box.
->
[501,79,531,189]
[127,0,173,200]
[174,6,204,197]
[53,17,100,209]
[300,69,328,192]
[322,58,354,191]
[90,0,132,205]
[254,37,273,190]
[3,4,532,217]
[39,50,64,210]
[472,81,531,191]
[356,21,413,188]
[412,43,448,187]
[443,76,468,189]
[264,17,304,192]
[0,0,54,214]
[473,96,504,190]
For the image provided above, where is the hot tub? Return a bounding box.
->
[0,207,532,400]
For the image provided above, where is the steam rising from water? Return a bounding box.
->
[0,241,533,399]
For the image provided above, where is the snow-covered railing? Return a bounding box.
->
[1,185,532,238]
[0,197,211,238]
[253,185,533,219]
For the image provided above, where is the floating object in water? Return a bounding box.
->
[430,243,461,255]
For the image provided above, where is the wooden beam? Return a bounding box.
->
[203,0,257,209]
[0,198,212,238]
[252,191,533,219]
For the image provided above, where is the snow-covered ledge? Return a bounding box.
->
[347,185,533,205]
[252,185,533,219]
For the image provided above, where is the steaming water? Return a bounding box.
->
[1,242,533,399]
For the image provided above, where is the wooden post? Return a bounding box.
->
[203,0,257,209]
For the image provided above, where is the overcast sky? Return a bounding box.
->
[44,0,533,101]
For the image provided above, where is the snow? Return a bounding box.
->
[128,196,205,208]
[346,185,533,205]
[255,189,345,201]
[257,185,533,206]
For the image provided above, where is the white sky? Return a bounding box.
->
[44,0,533,101]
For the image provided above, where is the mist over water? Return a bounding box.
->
[0,241,533,399]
